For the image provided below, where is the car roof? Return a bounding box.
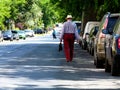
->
[110,13,120,17]
[73,21,81,23]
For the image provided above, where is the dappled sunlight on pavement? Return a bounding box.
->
[0,76,120,89]
[0,35,120,90]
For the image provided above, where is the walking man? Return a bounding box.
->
[60,15,80,62]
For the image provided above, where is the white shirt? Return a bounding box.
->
[60,20,80,40]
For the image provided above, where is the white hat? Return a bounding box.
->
[66,15,72,19]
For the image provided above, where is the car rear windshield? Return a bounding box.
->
[107,17,119,33]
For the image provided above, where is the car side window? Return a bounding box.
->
[100,16,106,30]
[117,22,120,34]
[115,21,120,34]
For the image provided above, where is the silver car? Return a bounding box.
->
[94,12,120,68]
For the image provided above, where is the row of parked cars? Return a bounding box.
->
[81,12,120,76]
[0,29,35,41]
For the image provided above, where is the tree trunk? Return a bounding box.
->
[81,7,98,33]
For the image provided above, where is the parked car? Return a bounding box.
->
[24,30,34,37]
[88,26,99,56]
[102,15,120,76]
[0,31,3,42]
[18,30,26,40]
[3,30,13,41]
[34,29,43,34]
[11,30,19,40]
[73,21,81,30]
[82,21,100,50]
[94,12,120,68]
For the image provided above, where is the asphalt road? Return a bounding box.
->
[0,33,120,90]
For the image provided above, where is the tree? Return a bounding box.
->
[36,0,59,28]
[0,0,120,31]
[49,0,120,32]
[0,0,11,30]
[50,0,96,31]
[96,0,120,20]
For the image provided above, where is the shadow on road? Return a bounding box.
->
[0,43,120,90]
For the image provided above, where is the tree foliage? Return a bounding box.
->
[0,0,120,30]
[50,0,120,20]
[49,0,120,31]
[0,0,11,29]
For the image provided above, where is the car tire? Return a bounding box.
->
[83,41,87,50]
[17,39,19,41]
[105,59,111,72]
[81,44,84,49]
[96,57,104,68]
[111,55,119,76]
[88,48,90,54]
[96,57,101,68]
[91,49,94,56]
[10,38,13,41]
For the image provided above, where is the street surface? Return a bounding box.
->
[0,33,120,90]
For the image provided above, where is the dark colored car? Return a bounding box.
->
[94,12,120,68]
[88,26,99,56]
[34,29,43,34]
[3,30,13,41]
[102,16,120,76]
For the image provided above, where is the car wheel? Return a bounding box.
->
[88,47,91,54]
[81,44,84,49]
[96,57,104,68]
[17,39,19,41]
[111,55,119,76]
[10,38,13,41]
[105,58,111,72]
[79,41,82,47]
[91,49,94,56]
[83,41,87,50]
[96,57,101,68]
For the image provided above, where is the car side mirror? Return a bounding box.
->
[102,29,107,34]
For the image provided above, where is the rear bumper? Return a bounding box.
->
[97,51,105,60]
[97,43,105,60]
[3,37,11,40]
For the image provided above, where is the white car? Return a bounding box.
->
[24,30,34,37]
[82,21,100,50]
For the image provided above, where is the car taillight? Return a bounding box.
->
[100,32,105,38]
[117,38,120,49]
